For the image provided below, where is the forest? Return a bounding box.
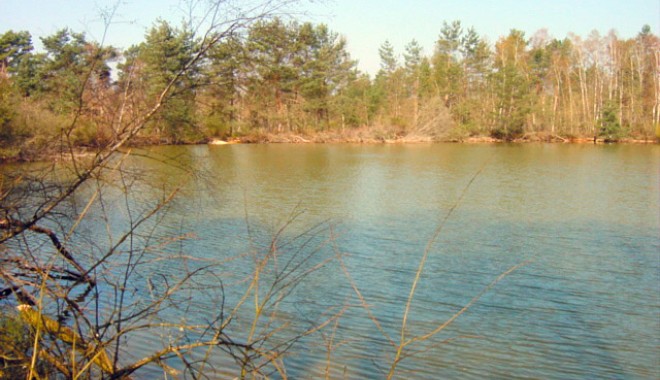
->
[1,2,659,377]
[0,19,659,160]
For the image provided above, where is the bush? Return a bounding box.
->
[491,124,524,141]
[598,100,623,142]
[0,310,39,379]
[0,78,18,144]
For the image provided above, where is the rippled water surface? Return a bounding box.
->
[103,144,659,378]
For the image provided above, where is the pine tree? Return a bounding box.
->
[127,20,201,142]
[599,100,622,141]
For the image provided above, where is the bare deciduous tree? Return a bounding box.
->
[0,1,349,378]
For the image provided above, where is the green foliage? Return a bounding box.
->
[0,310,47,379]
[140,20,197,86]
[0,314,28,378]
[239,19,356,132]
[12,53,44,96]
[1,19,659,152]
[2,28,116,119]
[599,100,623,141]
[336,73,375,127]
[0,30,33,75]
[0,30,42,98]
[490,30,531,140]
[202,112,231,137]
[125,20,201,142]
[299,23,354,129]
[431,20,487,115]
[39,29,89,111]
[0,79,15,136]
[203,35,244,136]
[404,39,423,72]
[378,40,397,74]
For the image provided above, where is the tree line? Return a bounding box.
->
[1,19,658,159]
[0,4,656,377]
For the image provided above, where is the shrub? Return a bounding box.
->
[598,100,623,142]
[0,310,41,379]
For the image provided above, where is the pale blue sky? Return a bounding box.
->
[1,0,658,75]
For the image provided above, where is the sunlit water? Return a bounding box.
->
[46,144,660,378]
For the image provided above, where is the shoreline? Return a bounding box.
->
[207,133,658,145]
[1,135,657,164]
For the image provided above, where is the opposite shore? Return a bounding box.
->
[3,131,657,164]
[207,132,658,145]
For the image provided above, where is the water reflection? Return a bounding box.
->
[83,144,659,378]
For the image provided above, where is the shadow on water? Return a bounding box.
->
[38,143,660,378]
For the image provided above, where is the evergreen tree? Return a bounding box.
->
[378,40,397,75]
[0,30,33,76]
[245,18,299,132]
[599,100,622,141]
[298,23,355,130]
[0,31,33,141]
[404,40,423,126]
[39,29,93,112]
[126,20,201,142]
[491,29,531,139]
[376,40,406,127]
[432,21,465,108]
[203,34,245,137]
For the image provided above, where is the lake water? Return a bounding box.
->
[81,143,660,378]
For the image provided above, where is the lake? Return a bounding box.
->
[77,143,660,378]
